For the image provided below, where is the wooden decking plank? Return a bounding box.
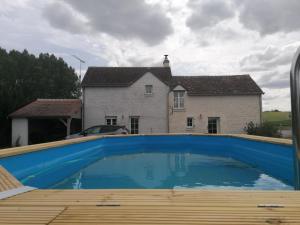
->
[2,189,300,207]
[0,166,23,192]
[0,206,65,225]
[50,205,299,225]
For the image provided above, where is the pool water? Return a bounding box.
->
[52,152,292,190]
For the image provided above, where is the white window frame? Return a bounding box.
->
[105,116,117,125]
[145,85,153,95]
[186,117,194,128]
[174,91,185,109]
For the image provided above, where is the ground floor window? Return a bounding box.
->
[130,117,139,134]
[186,117,194,128]
[106,116,117,125]
[208,117,220,134]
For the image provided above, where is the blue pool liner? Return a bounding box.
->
[0,135,294,188]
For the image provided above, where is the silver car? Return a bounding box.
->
[66,125,129,139]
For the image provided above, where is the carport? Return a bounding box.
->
[9,99,81,146]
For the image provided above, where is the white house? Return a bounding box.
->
[10,56,263,146]
[168,75,263,134]
[81,66,171,134]
[81,56,263,134]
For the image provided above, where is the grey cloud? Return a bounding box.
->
[258,71,290,89]
[261,78,290,89]
[235,0,300,35]
[43,0,173,46]
[43,2,87,34]
[240,46,294,72]
[186,0,235,30]
[127,55,161,67]
[263,94,281,101]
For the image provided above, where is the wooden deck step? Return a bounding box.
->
[0,166,23,192]
[0,189,300,225]
[1,189,300,224]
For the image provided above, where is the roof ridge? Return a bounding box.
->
[36,99,80,101]
[88,66,168,69]
[173,74,250,78]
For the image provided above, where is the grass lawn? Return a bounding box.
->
[262,111,291,127]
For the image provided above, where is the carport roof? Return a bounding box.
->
[9,99,81,119]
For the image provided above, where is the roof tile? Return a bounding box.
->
[81,67,172,87]
[170,75,263,96]
[9,99,81,118]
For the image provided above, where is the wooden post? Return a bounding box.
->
[66,118,72,137]
[59,117,72,137]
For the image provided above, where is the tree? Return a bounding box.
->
[0,48,81,147]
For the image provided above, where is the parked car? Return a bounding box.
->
[66,125,129,139]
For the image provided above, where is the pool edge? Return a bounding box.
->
[0,133,292,159]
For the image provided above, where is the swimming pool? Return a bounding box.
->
[0,135,294,190]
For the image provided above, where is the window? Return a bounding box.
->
[130,117,139,134]
[186,117,194,128]
[145,85,153,95]
[106,116,117,125]
[208,117,220,134]
[174,91,184,109]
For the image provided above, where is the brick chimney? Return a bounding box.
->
[163,55,170,67]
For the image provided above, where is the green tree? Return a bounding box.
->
[0,48,81,147]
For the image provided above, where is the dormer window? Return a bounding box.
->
[174,91,184,109]
[145,85,153,95]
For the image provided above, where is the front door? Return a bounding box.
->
[208,117,220,134]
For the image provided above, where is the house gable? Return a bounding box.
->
[130,72,170,88]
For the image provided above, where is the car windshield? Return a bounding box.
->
[85,127,101,134]
[100,126,120,133]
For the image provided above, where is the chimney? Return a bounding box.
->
[163,55,170,67]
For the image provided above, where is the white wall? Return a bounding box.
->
[11,118,28,146]
[83,72,169,133]
[169,93,262,134]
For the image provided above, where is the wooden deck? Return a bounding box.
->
[0,189,300,224]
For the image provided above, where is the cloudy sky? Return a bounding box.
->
[1,0,299,111]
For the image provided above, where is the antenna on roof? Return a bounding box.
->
[71,55,85,81]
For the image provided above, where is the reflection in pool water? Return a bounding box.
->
[52,152,292,190]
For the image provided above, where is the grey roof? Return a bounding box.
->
[81,67,263,96]
[81,67,172,87]
[170,75,263,96]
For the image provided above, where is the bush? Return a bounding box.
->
[244,121,281,138]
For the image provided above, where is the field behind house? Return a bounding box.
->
[262,111,291,127]
[262,111,292,138]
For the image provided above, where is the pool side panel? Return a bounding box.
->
[227,137,294,185]
[0,134,292,159]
